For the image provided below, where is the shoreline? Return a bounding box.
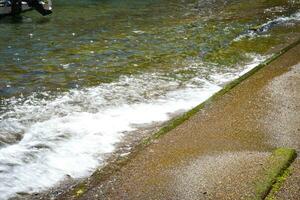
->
[26,38,300,200]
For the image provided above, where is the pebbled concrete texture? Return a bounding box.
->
[169,151,270,200]
[261,63,300,149]
[50,42,300,200]
[274,158,300,200]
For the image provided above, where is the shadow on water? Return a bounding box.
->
[0,14,52,24]
[36,17,51,24]
[0,15,24,24]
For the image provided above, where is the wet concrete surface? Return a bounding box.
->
[51,43,300,200]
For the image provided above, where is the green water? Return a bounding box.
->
[1,0,299,99]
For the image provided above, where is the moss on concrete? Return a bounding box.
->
[253,148,297,200]
[72,182,88,198]
[265,166,292,200]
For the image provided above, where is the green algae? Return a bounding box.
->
[265,167,292,200]
[74,183,87,198]
[75,189,85,197]
[253,148,297,200]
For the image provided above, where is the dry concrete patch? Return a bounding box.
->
[169,151,270,200]
[170,148,296,200]
[262,63,300,149]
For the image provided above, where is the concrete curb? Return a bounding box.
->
[255,148,297,200]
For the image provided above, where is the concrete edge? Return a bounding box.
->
[147,38,300,143]
[265,166,292,200]
[59,38,300,199]
[254,148,297,200]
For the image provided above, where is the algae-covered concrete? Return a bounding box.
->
[44,41,300,200]
[272,159,300,199]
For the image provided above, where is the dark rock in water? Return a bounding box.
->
[16,191,30,196]
[249,25,262,31]
[32,144,51,149]
[249,21,281,33]
[65,174,73,179]
[0,131,24,146]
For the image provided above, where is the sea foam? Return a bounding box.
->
[0,54,266,199]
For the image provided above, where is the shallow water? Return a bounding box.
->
[0,0,300,199]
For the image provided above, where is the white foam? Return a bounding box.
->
[234,11,300,41]
[0,54,267,199]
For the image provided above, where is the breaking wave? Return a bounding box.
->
[0,54,267,199]
[234,10,300,41]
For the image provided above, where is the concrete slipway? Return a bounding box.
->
[31,39,300,200]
